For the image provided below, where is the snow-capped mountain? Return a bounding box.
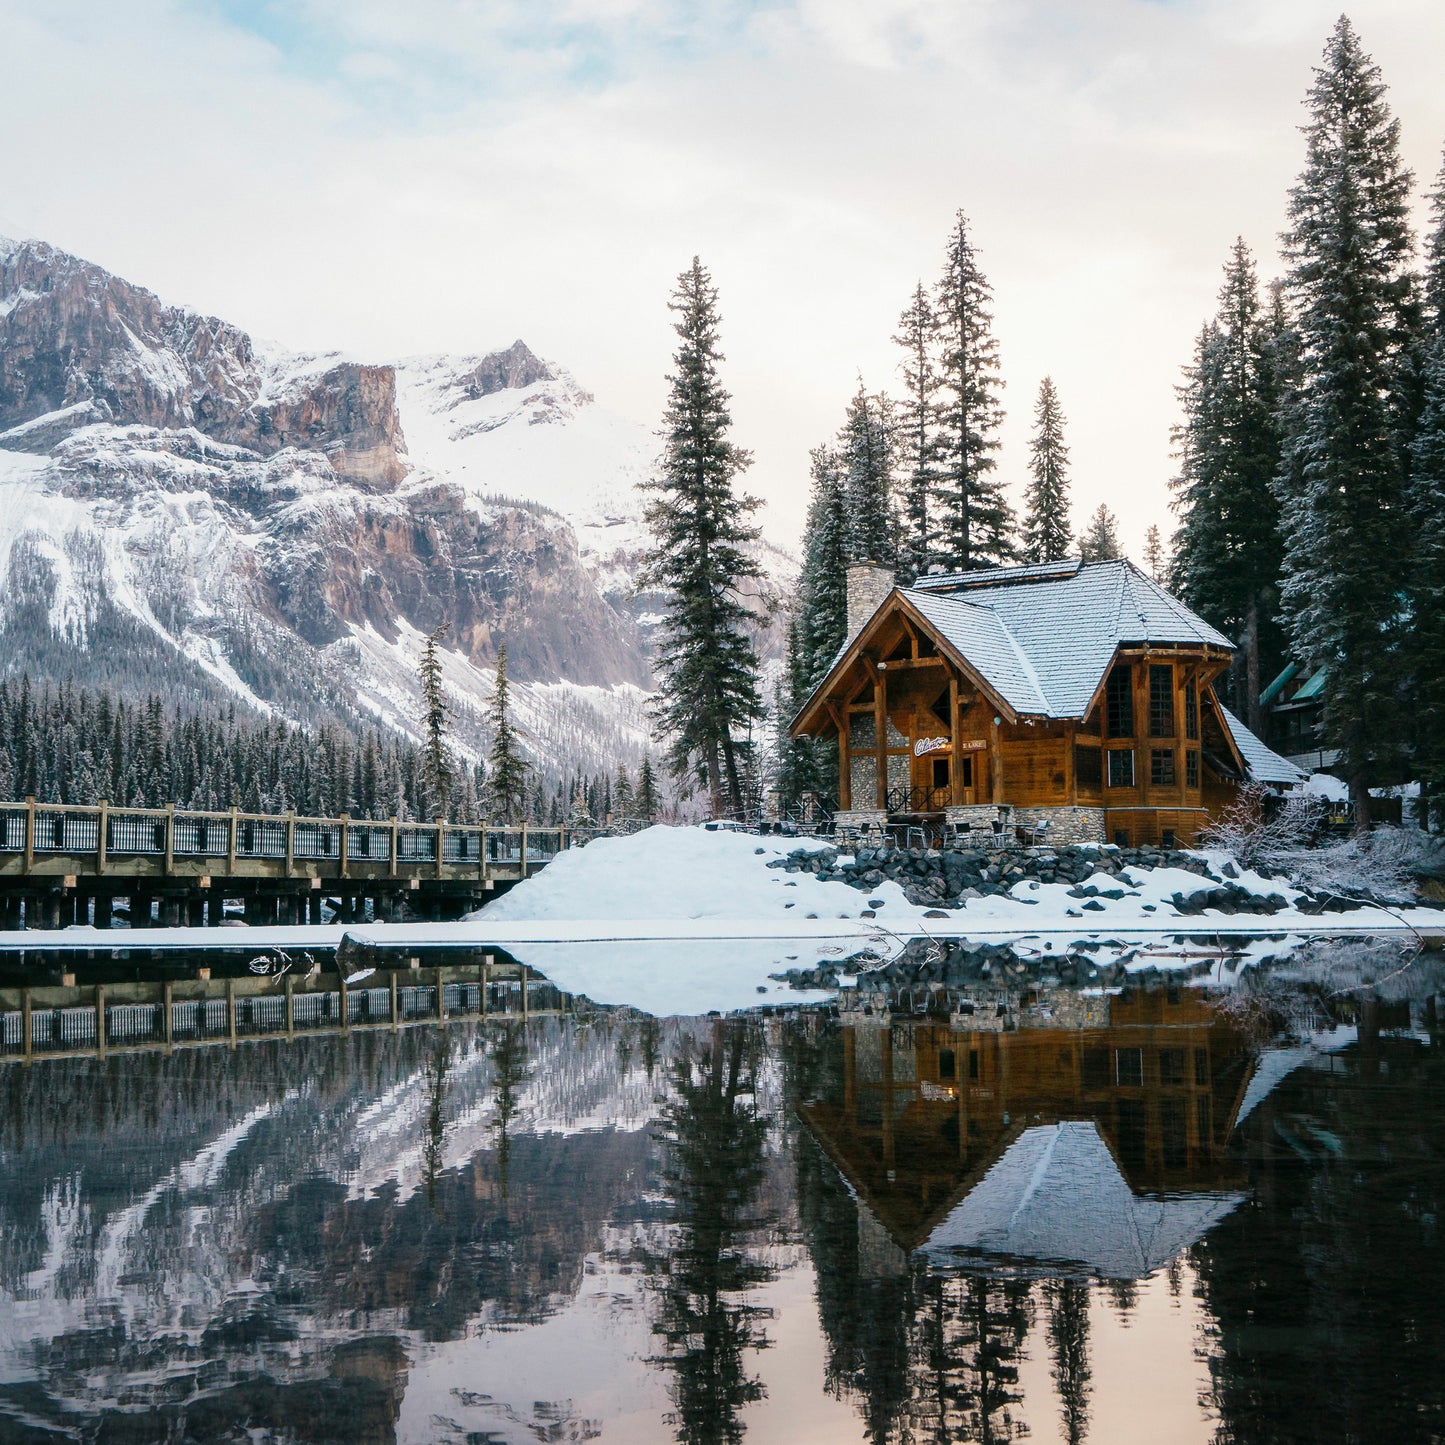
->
[0,237,792,777]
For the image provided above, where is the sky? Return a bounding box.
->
[3,0,1444,556]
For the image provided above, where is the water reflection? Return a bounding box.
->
[0,947,1440,1443]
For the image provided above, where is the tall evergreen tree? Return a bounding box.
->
[484,644,529,823]
[892,282,940,580]
[1079,504,1122,562]
[640,258,765,818]
[1170,240,1286,730]
[1275,17,1417,822]
[1409,149,1445,827]
[1143,523,1168,583]
[418,622,453,818]
[932,210,1013,571]
[838,383,896,567]
[1022,376,1073,562]
[635,753,660,822]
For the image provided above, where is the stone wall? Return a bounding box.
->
[832,809,888,832]
[1010,806,1106,846]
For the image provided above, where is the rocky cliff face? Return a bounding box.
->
[0,236,663,775]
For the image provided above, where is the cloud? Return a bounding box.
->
[2,0,1444,553]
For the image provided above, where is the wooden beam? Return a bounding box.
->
[949,675,962,805]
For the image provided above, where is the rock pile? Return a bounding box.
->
[767,842,1377,916]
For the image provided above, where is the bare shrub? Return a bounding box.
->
[1202,783,1437,901]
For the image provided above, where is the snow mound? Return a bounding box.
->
[474,825,883,924]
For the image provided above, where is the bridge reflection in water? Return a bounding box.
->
[0,957,575,1063]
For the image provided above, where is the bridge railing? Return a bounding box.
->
[0,799,571,875]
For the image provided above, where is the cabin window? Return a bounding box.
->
[1107,748,1134,789]
[957,756,974,788]
[1159,1048,1186,1085]
[932,757,950,789]
[1185,676,1199,739]
[1113,828,1130,847]
[1115,1048,1144,1087]
[1105,665,1133,737]
[1162,828,1177,848]
[1151,748,1176,785]
[1186,749,1200,788]
[1074,745,1102,791]
[939,1047,956,1080]
[1195,1048,1209,1085]
[1149,664,1175,736]
[1161,1097,1189,1170]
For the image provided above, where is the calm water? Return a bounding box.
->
[0,948,1442,1444]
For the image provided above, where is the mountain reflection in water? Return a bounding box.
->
[0,948,1441,1444]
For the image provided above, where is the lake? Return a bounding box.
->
[0,942,1441,1443]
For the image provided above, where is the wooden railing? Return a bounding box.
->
[0,797,570,879]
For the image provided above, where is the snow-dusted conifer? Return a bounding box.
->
[932,210,1013,571]
[418,622,453,819]
[838,383,896,568]
[1078,505,1122,563]
[635,753,660,822]
[1022,377,1073,563]
[640,258,764,818]
[1275,18,1417,821]
[1142,524,1168,584]
[1409,149,1445,827]
[893,282,940,579]
[1170,241,1285,729]
[484,644,529,824]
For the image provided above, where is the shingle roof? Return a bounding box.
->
[1218,705,1306,785]
[900,558,1233,718]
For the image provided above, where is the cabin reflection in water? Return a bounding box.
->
[798,986,1255,1279]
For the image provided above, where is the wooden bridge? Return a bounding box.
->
[0,798,570,930]
[0,960,577,1065]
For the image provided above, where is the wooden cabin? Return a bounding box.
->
[790,558,1302,847]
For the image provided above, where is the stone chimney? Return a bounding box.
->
[846,561,896,640]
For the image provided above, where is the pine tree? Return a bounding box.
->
[1409,149,1445,827]
[1022,376,1073,562]
[640,257,765,817]
[1079,504,1122,562]
[613,764,634,825]
[1275,17,1417,823]
[932,210,1013,571]
[798,446,850,685]
[1142,523,1168,583]
[418,623,454,819]
[635,753,660,822]
[484,644,529,824]
[1170,240,1286,730]
[838,383,896,566]
[892,281,940,580]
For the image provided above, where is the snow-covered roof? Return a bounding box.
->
[1218,705,1306,785]
[921,1120,1245,1279]
[900,559,1233,718]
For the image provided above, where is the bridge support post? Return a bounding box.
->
[94,894,112,929]
[435,966,446,1024]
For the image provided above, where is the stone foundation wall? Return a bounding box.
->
[942,804,1104,845]
[1010,806,1106,846]
[833,809,888,832]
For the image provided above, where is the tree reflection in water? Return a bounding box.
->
[1047,1279,1092,1445]
[648,1019,775,1445]
[421,1032,452,1211]
[487,1018,531,1203]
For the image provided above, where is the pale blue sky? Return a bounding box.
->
[3,0,1444,549]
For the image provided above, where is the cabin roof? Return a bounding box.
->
[801,559,1235,728]
[1218,705,1306,785]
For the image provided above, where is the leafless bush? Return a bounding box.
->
[1202,783,1436,901]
